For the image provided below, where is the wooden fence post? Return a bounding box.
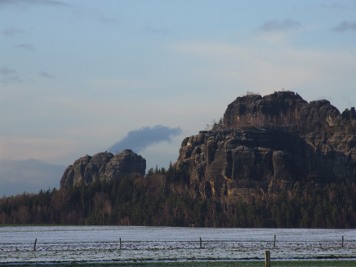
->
[33,238,37,251]
[273,235,276,247]
[265,250,271,267]
[199,237,202,249]
[119,238,122,250]
[341,236,344,248]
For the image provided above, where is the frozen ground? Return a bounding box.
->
[0,226,355,264]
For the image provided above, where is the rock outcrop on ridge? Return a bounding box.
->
[60,149,146,188]
[174,91,356,201]
[59,91,356,202]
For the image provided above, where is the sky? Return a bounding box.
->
[1,0,356,195]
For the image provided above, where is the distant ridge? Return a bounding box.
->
[0,159,65,196]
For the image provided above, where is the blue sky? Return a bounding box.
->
[1,0,356,181]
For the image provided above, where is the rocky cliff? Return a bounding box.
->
[60,149,146,188]
[174,91,356,201]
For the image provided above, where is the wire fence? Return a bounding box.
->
[1,235,355,253]
[114,236,355,251]
[1,236,356,264]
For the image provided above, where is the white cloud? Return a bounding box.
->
[108,125,182,154]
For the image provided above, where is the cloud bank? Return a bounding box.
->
[108,125,182,154]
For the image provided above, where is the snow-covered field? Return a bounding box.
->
[0,226,355,264]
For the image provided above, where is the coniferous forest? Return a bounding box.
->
[0,166,355,228]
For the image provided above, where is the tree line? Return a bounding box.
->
[0,166,355,228]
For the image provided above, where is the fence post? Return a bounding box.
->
[265,250,271,267]
[199,237,202,249]
[33,238,37,251]
[341,236,344,248]
[273,235,276,247]
[119,238,122,250]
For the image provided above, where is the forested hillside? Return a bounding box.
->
[0,167,355,227]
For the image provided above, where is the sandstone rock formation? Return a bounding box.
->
[60,149,146,188]
[59,91,355,203]
[223,91,355,134]
[174,91,356,201]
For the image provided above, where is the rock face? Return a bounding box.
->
[175,91,356,201]
[60,149,146,188]
[223,91,355,134]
